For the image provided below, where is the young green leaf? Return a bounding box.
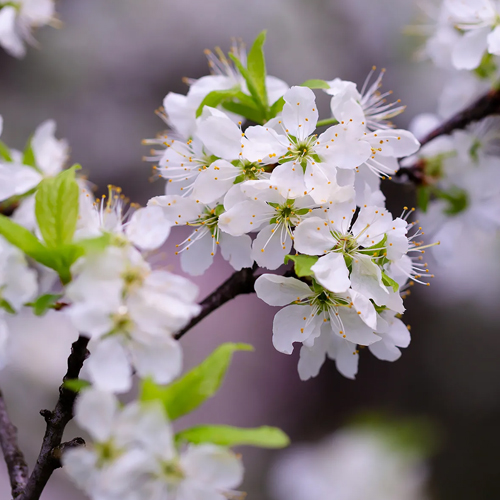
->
[35,166,80,248]
[417,186,430,213]
[0,141,12,162]
[195,88,240,118]
[300,79,330,90]
[284,254,319,277]
[176,425,290,449]
[140,343,253,420]
[31,293,63,316]
[22,140,37,169]
[0,214,58,270]
[0,298,15,315]
[222,102,264,125]
[247,30,268,108]
[269,96,285,118]
[63,379,91,393]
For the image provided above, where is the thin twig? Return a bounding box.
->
[0,389,28,498]
[17,336,89,500]
[174,265,258,340]
[397,87,500,182]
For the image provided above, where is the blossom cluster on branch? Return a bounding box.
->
[0,0,498,497]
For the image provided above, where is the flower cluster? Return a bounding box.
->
[63,389,244,500]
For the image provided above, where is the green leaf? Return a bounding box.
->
[0,141,12,162]
[176,425,290,449]
[222,102,264,125]
[35,166,80,248]
[269,97,285,118]
[417,186,430,213]
[74,233,112,254]
[31,294,63,316]
[229,53,267,116]
[0,215,58,270]
[195,88,240,118]
[140,343,253,420]
[381,271,399,292]
[63,379,91,393]
[22,141,37,169]
[300,79,330,89]
[246,30,268,108]
[0,298,15,315]
[284,254,319,277]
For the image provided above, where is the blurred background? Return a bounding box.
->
[1,0,500,498]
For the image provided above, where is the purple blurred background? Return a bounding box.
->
[1,0,500,498]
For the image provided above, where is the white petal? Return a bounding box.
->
[163,92,196,139]
[272,305,317,354]
[218,199,269,236]
[255,274,312,306]
[31,120,69,176]
[243,125,288,164]
[252,224,291,270]
[191,160,238,204]
[311,253,350,293]
[297,334,329,380]
[75,388,118,442]
[125,206,171,251]
[86,336,132,393]
[0,163,42,201]
[382,312,411,348]
[148,195,203,225]
[328,336,359,379]
[366,129,420,158]
[180,229,215,276]
[293,217,333,255]
[369,340,401,362]
[282,86,318,138]
[323,124,371,169]
[62,448,98,490]
[266,75,290,104]
[181,444,244,490]
[0,7,25,58]
[349,289,377,329]
[219,232,253,270]
[452,27,489,70]
[337,307,380,346]
[197,109,242,159]
[130,337,182,385]
[270,162,307,200]
[487,25,500,55]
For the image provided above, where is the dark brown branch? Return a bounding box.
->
[0,389,28,498]
[174,265,258,340]
[18,336,89,500]
[397,87,500,183]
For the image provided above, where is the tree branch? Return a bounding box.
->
[397,87,500,183]
[0,389,28,498]
[17,335,89,500]
[174,265,258,340]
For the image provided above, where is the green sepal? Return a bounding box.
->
[381,271,399,293]
[246,30,268,109]
[278,156,295,165]
[0,141,12,162]
[176,425,290,449]
[284,254,319,277]
[30,293,63,316]
[35,165,81,248]
[63,379,91,393]
[474,52,497,80]
[300,79,330,89]
[295,208,311,216]
[140,343,253,420]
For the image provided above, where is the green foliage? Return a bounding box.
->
[35,165,80,248]
[300,79,330,89]
[474,52,497,80]
[284,254,319,277]
[22,140,37,169]
[63,379,91,392]
[0,141,12,162]
[0,298,15,314]
[435,187,469,216]
[140,343,253,420]
[176,425,290,449]
[246,30,268,108]
[30,294,63,316]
